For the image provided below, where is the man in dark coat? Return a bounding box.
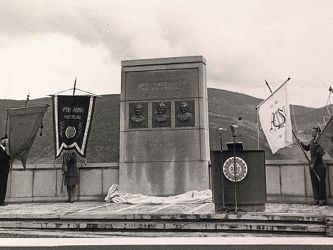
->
[298,126,327,206]
[63,150,79,203]
[0,136,11,206]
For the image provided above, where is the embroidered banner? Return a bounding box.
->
[257,82,292,154]
[7,105,48,168]
[53,95,96,158]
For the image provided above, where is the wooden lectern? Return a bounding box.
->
[210,148,266,212]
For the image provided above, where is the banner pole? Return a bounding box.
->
[256,110,260,150]
[292,130,321,182]
[73,77,77,96]
[257,77,290,109]
[257,79,276,150]
[218,128,227,212]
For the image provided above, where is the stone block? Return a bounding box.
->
[10,170,33,198]
[33,170,57,197]
[79,169,102,196]
[56,170,68,198]
[124,129,201,162]
[102,168,119,195]
[6,172,11,198]
[328,165,333,197]
[281,165,305,196]
[266,166,281,195]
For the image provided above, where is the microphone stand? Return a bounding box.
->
[232,133,238,213]
[218,128,229,213]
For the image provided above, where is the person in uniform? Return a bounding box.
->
[0,136,11,206]
[298,126,327,206]
[62,150,79,203]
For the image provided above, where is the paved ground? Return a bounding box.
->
[0,201,333,238]
[0,202,333,217]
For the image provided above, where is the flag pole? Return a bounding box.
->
[73,77,77,96]
[291,105,309,201]
[256,77,291,109]
[256,110,260,150]
[24,93,30,107]
[292,130,321,182]
[265,80,273,93]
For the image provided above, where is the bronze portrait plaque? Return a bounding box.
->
[129,102,148,129]
[152,101,171,128]
[175,100,195,127]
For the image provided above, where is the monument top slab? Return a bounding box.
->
[121,55,206,67]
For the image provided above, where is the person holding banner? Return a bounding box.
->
[0,136,11,206]
[62,150,79,203]
[297,126,327,206]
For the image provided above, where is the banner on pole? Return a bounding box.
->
[7,105,48,168]
[257,82,292,154]
[53,95,96,158]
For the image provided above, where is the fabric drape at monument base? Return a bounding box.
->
[104,184,212,204]
[7,105,49,168]
[53,95,96,158]
[318,115,333,159]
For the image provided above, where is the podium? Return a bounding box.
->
[210,149,266,212]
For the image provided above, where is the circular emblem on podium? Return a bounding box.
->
[223,156,248,182]
[65,126,76,138]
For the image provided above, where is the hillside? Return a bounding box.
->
[0,88,330,164]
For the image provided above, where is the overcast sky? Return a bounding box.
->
[1,0,333,108]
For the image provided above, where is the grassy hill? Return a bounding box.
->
[0,88,330,164]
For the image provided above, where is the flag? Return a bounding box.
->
[7,105,48,168]
[318,115,333,159]
[257,82,292,154]
[53,95,96,158]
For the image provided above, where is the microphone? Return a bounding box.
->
[230,125,238,137]
[219,127,226,133]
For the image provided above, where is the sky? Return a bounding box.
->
[1,0,333,108]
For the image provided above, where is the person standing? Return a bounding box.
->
[298,126,327,206]
[62,150,79,203]
[0,136,11,206]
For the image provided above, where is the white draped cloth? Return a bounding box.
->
[105,184,212,204]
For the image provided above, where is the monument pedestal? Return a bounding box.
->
[119,56,210,196]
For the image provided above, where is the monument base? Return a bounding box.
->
[119,161,209,196]
[215,204,266,213]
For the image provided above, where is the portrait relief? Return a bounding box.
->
[152,101,171,128]
[129,102,148,129]
[175,100,195,127]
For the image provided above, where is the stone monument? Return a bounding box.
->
[119,56,210,195]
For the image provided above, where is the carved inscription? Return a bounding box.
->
[124,69,199,100]
[138,81,189,91]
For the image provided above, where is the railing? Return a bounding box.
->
[266,159,333,204]
[5,160,333,204]
[6,163,119,203]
